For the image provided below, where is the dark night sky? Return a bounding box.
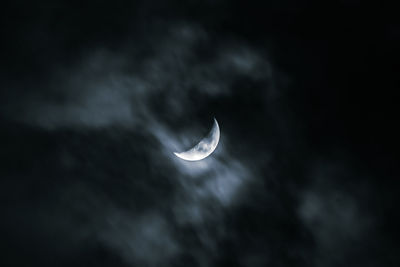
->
[1,1,399,267]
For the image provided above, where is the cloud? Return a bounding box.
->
[10,24,271,131]
[2,24,277,266]
[99,212,180,266]
[298,160,374,267]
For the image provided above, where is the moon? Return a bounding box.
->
[174,118,220,161]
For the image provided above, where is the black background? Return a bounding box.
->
[1,1,399,266]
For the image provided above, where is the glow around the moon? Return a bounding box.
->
[174,118,220,161]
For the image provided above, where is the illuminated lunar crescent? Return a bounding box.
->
[174,118,220,161]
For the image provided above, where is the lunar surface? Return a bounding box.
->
[174,118,220,161]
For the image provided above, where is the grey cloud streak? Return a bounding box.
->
[17,24,270,130]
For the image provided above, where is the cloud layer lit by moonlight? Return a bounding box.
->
[0,18,385,267]
[1,24,278,266]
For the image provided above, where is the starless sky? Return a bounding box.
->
[0,1,399,267]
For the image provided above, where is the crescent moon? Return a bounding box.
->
[174,118,220,161]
